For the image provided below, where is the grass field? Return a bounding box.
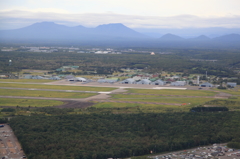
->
[0,79,53,83]
[126,89,217,96]
[204,97,240,111]
[0,98,63,107]
[0,83,116,91]
[213,88,240,95]
[111,97,214,106]
[0,89,97,98]
[92,102,190,113]
[112,94,165,98]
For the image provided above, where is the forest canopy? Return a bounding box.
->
[9,112,240,159]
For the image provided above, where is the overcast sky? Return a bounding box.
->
[0,0,240,30]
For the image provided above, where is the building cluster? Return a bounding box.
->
[65,75,90,83]
[24,75,61,80]
[119,78,187,86]
[0,73,18,79]
[56,66,79,72]
[1,48,15,52]
[97,78,119,83]
[94,51,122,54]
[114,69,238,87]
[1,46,173,55]
[20,46,58,53]
[150,144,240,159]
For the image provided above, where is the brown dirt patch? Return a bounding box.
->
[9,148,16,153]
[1,143,5,148]
[7,141,14,148]
[0,149,7,154]
[16,142,22,150]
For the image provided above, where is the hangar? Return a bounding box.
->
[200,82,213,87]
[120,78,136,84]
[152,80,166,85]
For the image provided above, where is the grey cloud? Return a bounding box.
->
[0,10,240,30]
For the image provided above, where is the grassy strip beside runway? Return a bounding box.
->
[111,97,215,106]
[0,79,53,83]
[0,83,116,91]
[126,88,217,96]
[92,102,191,113]
[0,89,98,98]
[212,88,240,95]
[0,98,63,107]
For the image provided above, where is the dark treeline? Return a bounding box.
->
[10,112,240,159]
[1,49,239,77]
[190,107,229,112]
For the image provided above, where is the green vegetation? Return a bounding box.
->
[93,102,189,113]
[126,89,217,96]
[1,49,240,78]
[190,106,229,112]
[0,79,53,83]
[1,108,15,112]
[227,138,240,149]
[111,97,214,106]
[0,83,116,91]
[110,91,216,111]
[0,89,97,98]
[1,49,240,159]
[9,112,240,159]
[0,98,63,107]
[204,99,240,111]
[213,88,240,95]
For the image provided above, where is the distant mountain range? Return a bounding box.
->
[136,27,240,38]
[158,33,184,41]
[0,22,149,41]
[0,22,240,48]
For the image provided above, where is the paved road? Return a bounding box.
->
[0,80,205,90]
[45,80,191,90]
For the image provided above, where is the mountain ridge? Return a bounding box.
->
[0,22,240,48]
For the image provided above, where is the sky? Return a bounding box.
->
[0,0,240,30]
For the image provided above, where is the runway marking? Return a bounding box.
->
[153,87,187,90]
[98,92,111,94]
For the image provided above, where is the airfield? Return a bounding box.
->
[0,79,240,159]
[0,79,238,111]
[0,79,232,107]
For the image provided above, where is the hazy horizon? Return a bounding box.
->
[1,0,240,30]
[1,21,240,39]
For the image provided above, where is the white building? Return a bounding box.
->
[120,78,136,84]
[151,80,166,86]
[95,51,109,54]
[171,81,186,86]
[68,77,87,82]
[200,82,213,87]
[137,79,152,85]
[227,82,237,88]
